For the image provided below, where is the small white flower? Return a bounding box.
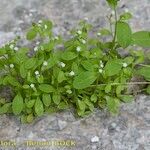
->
[69,71,75,76]
[30,84,35,88]
[76,46,81,52]
[44,25,48,29]
[125,8,129,13]
[100,60,103,64]
[66,90,72,94]
[123,63,128,68]
[77,30,82,35]
[43,61,48,66]
[99,69,103,73]
[81,39,86,44]
[60,62,66,68]
[10,64,14,68]
[100,64,104,68]
[9,44,14,49]
[34,46,38,52]
[14,47,19,51]
[97,32,101,36]
[38,20,43,24]
[54,36,59,40]
[111,10,115,15]
[35,71,39,75]
[38,24,41,27]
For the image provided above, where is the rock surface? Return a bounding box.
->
[0,0,150,150]
[0,95,150,150]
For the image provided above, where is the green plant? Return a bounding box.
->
[0,0,150,123]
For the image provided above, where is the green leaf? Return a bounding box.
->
[61,51,77,60]
[27,114,34,123]
[46,56,57,69]
[116,85,124,95]
[137,66,150,81]
[0,103,11,114]
[58,102,69,109]
[78,99,86,111]
[106,96,120,114]
[73,71,97,89]
[90,94,97,103]
[104,59,122,76]
[105,84,112,93]
[99,29,111,36]
[0,48,6,56]
[42,94,51,107]
[84,98,94,111]
[120,95,134,103]
[120,12,132,21]
[72,62,79,74]
[34,98,44,116]
[20,64,27,78]
[57,71,66,83]
[26,28,37,40]
[81,60,93,71]
[26,100,35,108]
[12,94,24,115]
[106,0,118,9]
[116,21,132,48]
[132,31,150,48]
[146,85,150,94]
[7,76,20,87]
[24,58,37,69]
[39,84,55,93]
[52,93,61,105]
[43,20,53,30]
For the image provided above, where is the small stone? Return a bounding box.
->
[91,136,99,143]
[111,10,115,15]
[84,17,89,21]
[58,120,67,130]
[36,41,40,45]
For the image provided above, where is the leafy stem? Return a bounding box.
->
[112,8,118,49]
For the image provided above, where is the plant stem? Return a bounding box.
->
[112,9,118,49]
[137,64,150,67]
[91,82,150,87]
